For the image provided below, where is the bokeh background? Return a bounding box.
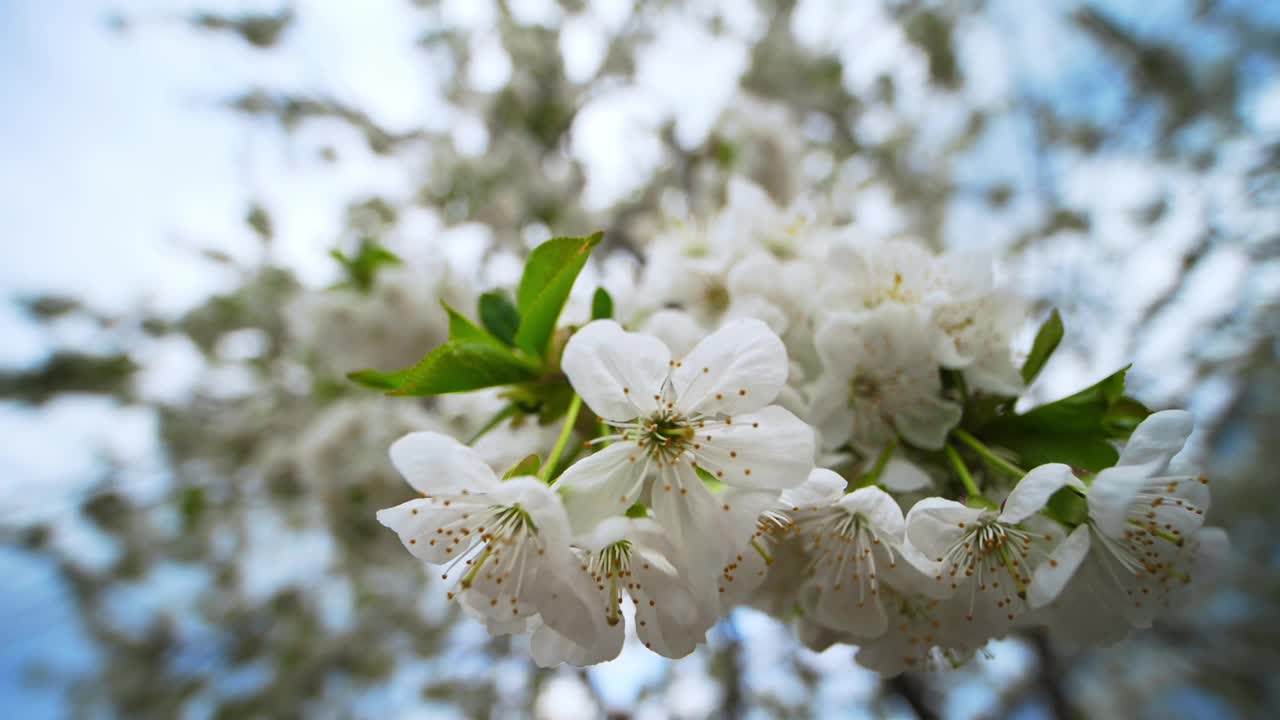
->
[2,0,1278,718]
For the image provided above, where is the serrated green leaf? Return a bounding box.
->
[389,342,539,396]
[1022,309,1063,384]
[503,454,542,479]
[479,290,521,346]
[514,232,603,358]
[591,287,614,320]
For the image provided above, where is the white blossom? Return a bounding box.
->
[809,304,962,452]
[555,318,816,609]
[376,432,599,649]
[797,485,944,638]
[1028,411,1225,647]
[905,463,1076,648]
[529,516,706,666]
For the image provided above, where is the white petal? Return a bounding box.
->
[671,318,788,415]
[530,615,623,667]
[779,468,846,509]
[375,498,481,563]
[1028,524,1091,608]
[805,575,887,637]
[650,462,732,614]
[999,464,1076,524]
[694,405,814,490]
[552,442,649,537]
[796,617,850,653]
[807,375,856,450]
[964,352,1025,397]
[493,476,575,550]
[888,389,963,451]
[720,488,784,550]
[1115,410,1193,475]
[838,487,905,540]
[389,431,500,496]
[535,559,619,655]
[904,498,985,560]
[639,309,705,358]
[1087,464,1148,538]
[880,458,932,493]
[725,295,789,336]
[561,320,672,422]
[632,559,706,658]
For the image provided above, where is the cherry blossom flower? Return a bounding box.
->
[809,304,962,452]
[529,517,706,666]
[1028,411,1226,646]
[905,463,1076,647]
[798,485,945,637]
[555,318,816,609]
[376,431,598,649]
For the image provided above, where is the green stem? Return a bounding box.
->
[952,428,1026,479]
[945,443,997,509]
[467,404,519,445]
[855,439,897,489]
[539,394,582,484]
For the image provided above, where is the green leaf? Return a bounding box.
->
[1022,309,1063,384]
[1007,366,1128,433]
[346,367,411,391]
[1044,486,1088,527]
[443,302,504,346]
[503,454,542,480]
[514,232,604,357]
[591,287,614,320]
[625,503,650,519]
[985,430,1119,472]
[1102,395,1152,438]
[390,342,540,396]
[980,366,1136,472]
[330,237,401,293]
[478,290,521,346]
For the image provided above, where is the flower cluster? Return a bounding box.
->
[366,182,1227,673]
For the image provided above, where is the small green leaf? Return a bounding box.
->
[388,342,540,396]
[330,237,401,293]
[346,367,411,391]
[514,232,604,358]
[1022,309,1063,384]
[478,290,521,346]
[503,454,542,479]
[625,503,649,519]
[591,287,614,320]
[443,302,504,346]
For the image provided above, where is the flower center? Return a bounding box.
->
[939,518,1047,622]
[622,412,695,463]
[591,540,633,626]
[849,374,881,409]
